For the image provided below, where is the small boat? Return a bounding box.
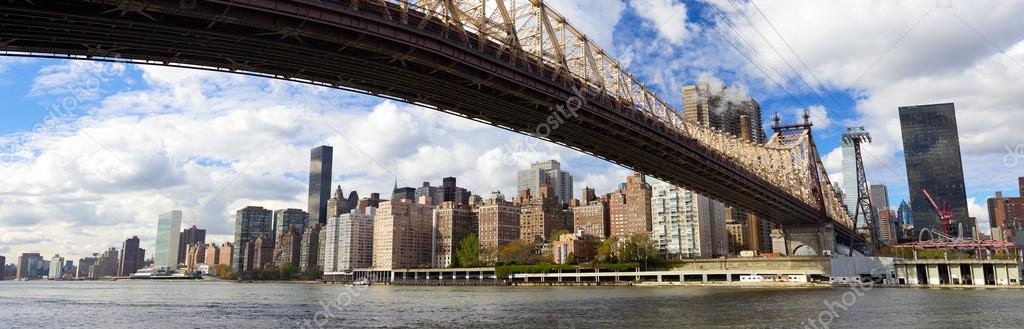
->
[353,278,370,286]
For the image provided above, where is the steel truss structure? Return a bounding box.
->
[0,0,860,245]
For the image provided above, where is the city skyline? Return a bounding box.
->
[1,0,1022,265]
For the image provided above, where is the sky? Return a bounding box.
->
[1,0,1023,261]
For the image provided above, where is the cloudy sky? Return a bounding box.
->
[1,0,1022,261]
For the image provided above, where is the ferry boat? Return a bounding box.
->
[130,268,202,280]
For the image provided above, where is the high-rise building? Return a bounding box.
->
[432,202,479,268]
[682,82,766,144]
[308,145,334,225]
[572,189,610,239]
[242,234,274,273]
[273,208,309,244]
[840,139,868,228]
[177,225,206,265]
[117,236,145,276]
[184,243,206,271]
[373,199,434,269]
[326,185,352,218]
[517,184,570,242]
[90,248,119,278]
[273,225,303,270]
[870,184,890,212]
[987,178,1024,240]
[203,243,221,266]
[155,210,182,269]
[651,183,727,258]
[517,160,574,207]
[878,210,898,245]
[299,224,323,273]
[392,185,417,202]
[608,172,653,237]
[324,207,376,272]
[48,254,64,280]
[76,256,96,278]
[725,220,749,255]
[897,200,914,229]
[219,242,233,269]
[15,253,44,280]
[474,192,520,260]
[900,103,972,238]
[233,206,273,273]
[0,255,4,279]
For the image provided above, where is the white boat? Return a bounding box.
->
[353,278,370,286]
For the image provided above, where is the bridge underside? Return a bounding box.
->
[0,0,860,244]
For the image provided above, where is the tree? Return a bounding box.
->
[596,236,619,263]
[498,239,538,264]
[280,264,298,279]
[455,234,482,268]
[215,264,237,280]
[564,252,576,265]
[618,233,658,268]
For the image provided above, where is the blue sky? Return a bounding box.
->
[2,0,1023,260]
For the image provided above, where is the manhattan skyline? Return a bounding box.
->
[2,0,1023,264]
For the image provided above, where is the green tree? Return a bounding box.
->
[455,234,481,268]
[564,252,576,265]
[618,233,658,268]
[596,236,619,263]
[280,264,298,279]
[498,239,537,264]
[215,264,237,280]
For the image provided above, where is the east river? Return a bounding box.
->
[2,280,1023,328]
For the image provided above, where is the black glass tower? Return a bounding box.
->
[899,103,972,238]
[308,145,333,225]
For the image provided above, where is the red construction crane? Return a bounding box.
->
[920,186,955,236]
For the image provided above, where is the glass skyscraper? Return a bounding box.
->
[841,138,867,228]
[155,210,181,268]
[233,206,273,273]
[308,145,333,225]
[899,103,972,238]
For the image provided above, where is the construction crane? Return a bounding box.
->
[920,186,955,236]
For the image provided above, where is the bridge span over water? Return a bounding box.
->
[0,0,864,252]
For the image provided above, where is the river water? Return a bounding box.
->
[1,280,1022,328]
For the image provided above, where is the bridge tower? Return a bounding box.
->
[841,126,881,254]
[768,112,836,256]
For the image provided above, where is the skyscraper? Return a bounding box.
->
[432,202,478,268]
[651,183,728,258]
[48,254,64,280]
[155,210,182,268]
[299,224,323,273]
[682,82,766,144]
[15,253,44,280]
[572,189,610,239]
[373,198,434,269]
[898,200,914,228]
[233,206,273,273]
[608,172,653,237]
[118,236,145,276]
[517,160,573,207]
[273,208,309,243]
[841,139,867,228]
[308,145,334,225]
[517,184,570,242]
[177,225,206,265]
[899,103,972,237]
[474,192,521,260]
[869,185,890,212]
[273,225,303,270]
[324,207,376,272]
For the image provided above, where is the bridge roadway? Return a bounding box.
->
[0,0,860,243]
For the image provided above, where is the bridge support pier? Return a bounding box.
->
[772,224,835,256]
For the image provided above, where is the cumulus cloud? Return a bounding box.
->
[0,59,631,260]
[629,0,696,44]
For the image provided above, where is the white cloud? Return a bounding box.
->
[544,0,627,50]
[0,60,636,260]
[629,0,695,44]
